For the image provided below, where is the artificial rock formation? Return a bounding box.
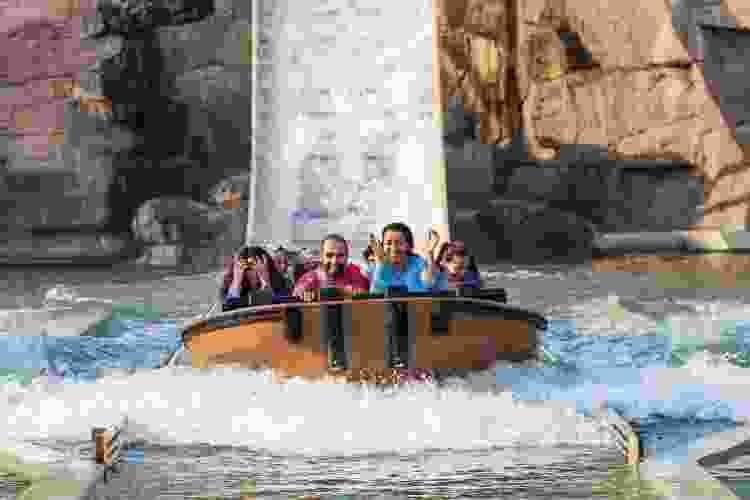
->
[438,0,750,254]
[0,0,253,266]
[5,0,750,265]
[132,174,250,267]
[454,198,598,263]
[0,0,131,233]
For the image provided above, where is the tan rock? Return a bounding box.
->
[702,162,750,227]
[723,0,750,30]
[464,0,506,39]
[615,120,704,162]
[518,0,551,26]
[563,1,689,70]
[437,0,514,145]
[697,128,745,181]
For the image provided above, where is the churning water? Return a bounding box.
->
[3,257,750,499]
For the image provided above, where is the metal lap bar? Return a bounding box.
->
[384,301,408,368]
[319,302,353,368]
[285,307,303,342]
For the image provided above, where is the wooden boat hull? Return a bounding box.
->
[169,293,546,385]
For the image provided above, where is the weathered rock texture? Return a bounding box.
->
[438,0,750,256]
[453,198,598,263]
[0,0,130,234]
[0,0,252,266]
[132,174,249,267]
[5,0,750,265]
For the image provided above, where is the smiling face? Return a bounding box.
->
[238,256,257,271]
[321,239,347,275]
[382,230,409,264]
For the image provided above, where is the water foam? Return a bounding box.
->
[42,284,114,308]
[2,368,612,461]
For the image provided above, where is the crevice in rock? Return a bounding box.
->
[616,112,701,141]
[556,29,598,70]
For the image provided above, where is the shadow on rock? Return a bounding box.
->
[455,198,599,265]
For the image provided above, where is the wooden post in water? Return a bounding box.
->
[92,426,122,466]
[593,404,642,466]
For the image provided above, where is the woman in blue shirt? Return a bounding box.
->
[368,223,441,293]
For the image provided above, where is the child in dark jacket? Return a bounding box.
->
[433,240,483,290]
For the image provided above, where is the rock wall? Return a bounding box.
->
[0,0,132,234]
[5,0,750,265]
[0,0,252,265]
[439,0,750,244]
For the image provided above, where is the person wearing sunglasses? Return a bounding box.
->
[221,245,292,311]
[292,234,370,302]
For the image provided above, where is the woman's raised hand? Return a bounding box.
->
[428,229,440,253]
[368,234,385,264]
[233,256,246,281]
[416,228,440,259]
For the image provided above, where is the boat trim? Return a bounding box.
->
[179,295,546,346]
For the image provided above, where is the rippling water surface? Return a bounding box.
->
[3,255,750,499]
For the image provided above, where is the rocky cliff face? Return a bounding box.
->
[438,0,750,242]
[3,0,750,265]
[0,0,252,264]
[0,1,130,233]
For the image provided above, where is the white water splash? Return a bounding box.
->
[42,285,114,308]
[2,368,612,462]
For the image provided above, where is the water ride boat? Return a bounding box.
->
[160,287,547,385]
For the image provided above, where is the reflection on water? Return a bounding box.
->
[591,254,750,288]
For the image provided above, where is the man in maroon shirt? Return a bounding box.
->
[292,234,370,302]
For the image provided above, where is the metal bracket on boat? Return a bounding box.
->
[593,404,642,465]
[285,307,303,343]
[92,419,127,483]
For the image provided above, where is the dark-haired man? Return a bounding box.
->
[292,234,370,301]
[292,234,370,369]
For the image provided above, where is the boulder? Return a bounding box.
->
[206,174,251,208]
[130,194,250,270]
[130,196,232,246]
[453,198,599,264]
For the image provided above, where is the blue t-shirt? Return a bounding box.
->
[369,254,435,293]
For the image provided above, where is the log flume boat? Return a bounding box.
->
[160,287,547,386]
